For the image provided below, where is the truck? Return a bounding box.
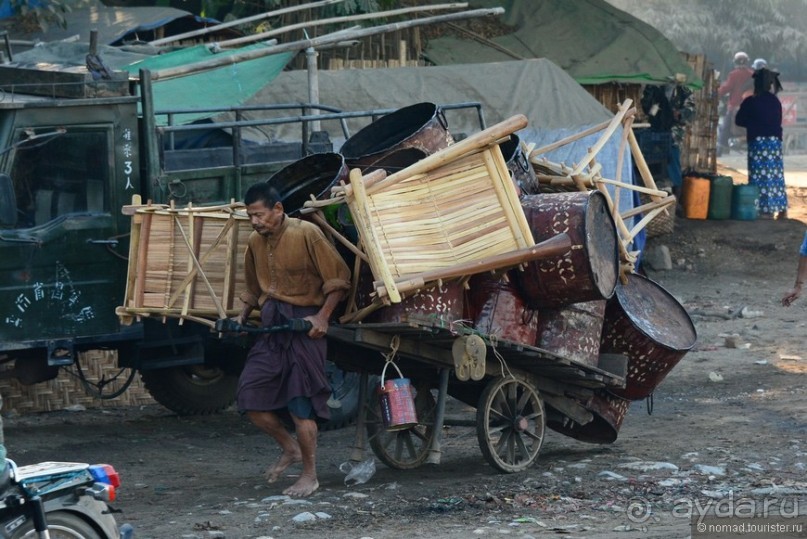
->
[0,47,428,425]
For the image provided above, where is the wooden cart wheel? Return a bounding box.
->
[476,374,545,473]
[367,380,436,470]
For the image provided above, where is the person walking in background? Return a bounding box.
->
[236,183,350,497]
[782,230,807,306]
[734,67,789,220]
[717,51,754,155]
[752,58,768,71]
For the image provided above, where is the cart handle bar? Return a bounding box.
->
[214,318,313,334]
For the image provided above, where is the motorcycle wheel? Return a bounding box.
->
[12,511,102,539]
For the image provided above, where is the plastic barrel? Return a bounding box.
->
[707,175,733,220]
[682,176,710,219]
[731,184,759,220]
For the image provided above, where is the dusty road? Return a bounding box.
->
[3,169,807,539]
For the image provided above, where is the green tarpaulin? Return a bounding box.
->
[424,0,701,88]
[123,44,293,124]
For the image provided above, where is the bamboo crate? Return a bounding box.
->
[343,115,536,303]
[118,201,253,326]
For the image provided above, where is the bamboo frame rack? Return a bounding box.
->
[117,197,253,328]
[528,99,677,278]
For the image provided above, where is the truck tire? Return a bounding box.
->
[141,365,238,416]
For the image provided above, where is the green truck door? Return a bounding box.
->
[0,126,125,347]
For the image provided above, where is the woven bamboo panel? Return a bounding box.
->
[369,150,529,275]
[0,351,154,415]
[120,204,253,323]
[342,115,537,306]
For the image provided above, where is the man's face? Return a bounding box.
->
[246,200,284,236]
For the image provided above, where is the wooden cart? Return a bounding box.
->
[117,114,627,472]
[317,115,626,472]
[327,313,625,474]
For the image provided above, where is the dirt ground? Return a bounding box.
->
[4,169,807,539]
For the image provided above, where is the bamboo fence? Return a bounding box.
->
[0,350,154,414]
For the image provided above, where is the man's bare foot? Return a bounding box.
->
[265,450,302,483]
[282,474,319,498]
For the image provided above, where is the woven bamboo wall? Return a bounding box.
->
[0,351,155,415]
[583,56,719,176]
[681,52,718,174]
[582,83,646,118]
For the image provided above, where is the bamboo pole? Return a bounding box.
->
[218,3,470,48]
[483,145,533,248]
[627,205,670,241]
[308,211,369,263]
[166,217,236,309]
[374,233,571,298]
[180,210,197,323]
[172,215,228,319]
[620,195,675,220]
[443,20,523,60]
[149,0,346,46]
[338,298,387,324]
[594,183,636,271]
[222,216,240,310]
[570,100,633,177]
[612,112,634,212]
[628,127,662,198]
[149,7,505,81]
[528,119,611,159]
[595,177,668,197]
[343,237,365,316]
[348,168,402,303]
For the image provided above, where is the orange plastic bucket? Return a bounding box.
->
[682,176,710,220]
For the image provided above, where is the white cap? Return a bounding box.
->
[752,58,767,70]
[734,51,749,64]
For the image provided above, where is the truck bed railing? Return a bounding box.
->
[154,101,487,167]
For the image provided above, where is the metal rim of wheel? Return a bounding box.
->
[476,375,545,473]
[367,380,436,470]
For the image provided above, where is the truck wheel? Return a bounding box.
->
[141,365,238,415]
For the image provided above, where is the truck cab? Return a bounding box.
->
[0,79,140,385]
[0,60,349,416]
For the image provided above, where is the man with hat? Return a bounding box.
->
[717,52,754,154]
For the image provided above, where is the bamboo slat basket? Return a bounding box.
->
[0,350,154,415]
[343,116,535,303]
[118,201,253,326]
[640,192,675,237]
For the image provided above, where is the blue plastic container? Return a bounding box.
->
[731,184,759,220]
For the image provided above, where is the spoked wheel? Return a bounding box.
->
[367,380,437,469]
[476,374,546,473]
